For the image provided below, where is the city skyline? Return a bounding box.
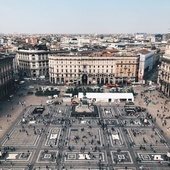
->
[0,0,170,34]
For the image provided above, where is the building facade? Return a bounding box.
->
[0,54,15,100]
[49,52,139,85]
[158,43,170,97]
[137,49,155,81]
[16,50,49,78]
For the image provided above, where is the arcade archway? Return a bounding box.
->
[82,74,88,84]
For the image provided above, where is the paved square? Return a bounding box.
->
[64,151,107,163]
[111,151,133,164]
[67,127,103,148]
[108,127,126,147]
[127,128,168,148]
[100,107,117,118]
[104,119,119,126]
[136,152,170,164]
[2,128,40,146]
[0,150,33,162]
[37,150,58,163]
[121,118,152,127]
[44,128,61,147]
[0,99,170,170]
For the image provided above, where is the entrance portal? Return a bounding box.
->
[82,74,88,84]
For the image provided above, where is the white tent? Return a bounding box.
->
[78,93,134,102]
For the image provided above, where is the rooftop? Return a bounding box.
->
[137,49,151,55]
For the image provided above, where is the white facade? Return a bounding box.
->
[78,93,134,102]
[138,51,155,81]
[16,50,49,78]
[49,53,116,85]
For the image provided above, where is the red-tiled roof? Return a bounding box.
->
[137,49,150,55]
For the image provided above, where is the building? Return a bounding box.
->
[137,49,155,81]
[115,56,139,84]
[0,53,15,100]
[48,51,139,85]
[78,93,134,102]
[16,49,49,78]
[157,43,170,97]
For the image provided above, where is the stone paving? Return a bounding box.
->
[111,151,133,164]
[0,86,170,169]
[2,127,40,147]
[67,127,103,148]
[127,127,168,148]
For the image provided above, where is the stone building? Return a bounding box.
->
[16,49,49,78]
[158,43,170,97]
[48,51,139,85]
[0,53,15,100]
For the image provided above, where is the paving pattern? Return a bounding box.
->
[0,104,170,170]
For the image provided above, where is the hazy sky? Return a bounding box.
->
[0,0,170,34]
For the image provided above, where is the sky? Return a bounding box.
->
[0,0,170,34]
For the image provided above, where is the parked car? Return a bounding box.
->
[29,86,34,89]
[46,100,53,105]
[53,101,61,105]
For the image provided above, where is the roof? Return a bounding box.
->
[137,49,151,55]
[78,93,134,99]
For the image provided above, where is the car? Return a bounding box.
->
[27,91,34,95]
[53,101,61,105]
[46,100,53,105]
[72,100,79,104]
[19,81,25,85]
[29,86,34,89]
[53,94,58,98]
